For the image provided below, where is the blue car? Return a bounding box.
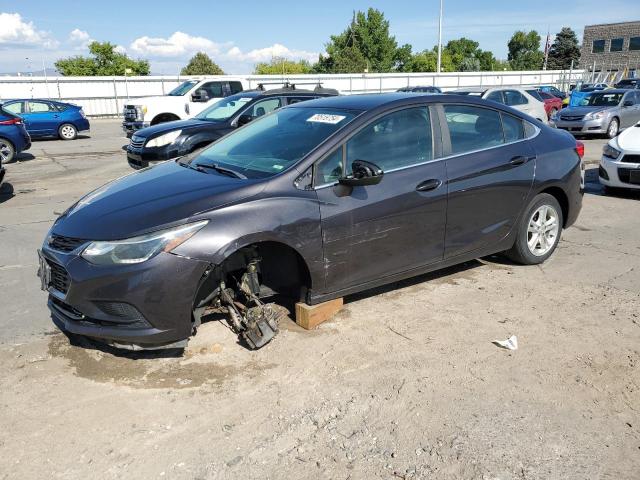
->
[1,99,90,140]
[0,104,31,182]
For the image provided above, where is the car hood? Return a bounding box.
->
[134,119,225,138]
[616,124,640,151]
[52,161,265,240]
[561,106,609,116]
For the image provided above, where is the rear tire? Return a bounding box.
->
[505,193,563,265]
[606,118,619,139]
[0,138,16,163]
[58,123,77,140]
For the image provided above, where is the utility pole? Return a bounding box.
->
[437,0,443,74]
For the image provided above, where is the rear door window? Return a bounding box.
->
[228,81,243,94]
[501,113,525,143]
[28,101,54,113]
[345,107,433,172]
[503,90,528,106]
[444,104,504,154]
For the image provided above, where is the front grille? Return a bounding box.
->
[621,154,640,164]
[129,135,145,149]
[47,260,70,294]
[123,105,140,122]
[560,115,584,121]
[48,234,85,252]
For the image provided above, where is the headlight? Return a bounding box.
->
[146,130,181,148]
[81,220,208,265]
[586,110,605,120]
[602,144,621,160]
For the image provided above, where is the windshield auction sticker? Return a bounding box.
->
[307,114,346,124]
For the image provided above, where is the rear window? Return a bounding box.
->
[229,81,243,94]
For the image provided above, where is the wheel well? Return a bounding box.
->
[151,113,180,125]
[540,186,569,227]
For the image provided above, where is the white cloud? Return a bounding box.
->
[114,45,127,55]
[130,31,227,58]
[225,43,317,63]
[0,12,58,49]
[68,28,92,50]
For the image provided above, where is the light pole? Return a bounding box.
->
[437,0,443,74]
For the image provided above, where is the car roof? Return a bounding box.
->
[287,92,516,113]
[583,89,628,94]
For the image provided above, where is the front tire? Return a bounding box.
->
[58,123,77,140]
[0,138,16,163]
[606,118,619,139]
[505,193,563,265]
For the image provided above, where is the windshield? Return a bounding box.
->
[168,81,198,96]
[192,107,357,179]
[581,92,623,107]
[195,94,255,122]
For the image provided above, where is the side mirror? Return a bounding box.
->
[191,90,209,102]
[237,114,253,126]
[623,100,634,107]
[338,160,384,187]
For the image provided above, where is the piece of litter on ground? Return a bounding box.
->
[493,335,518,350]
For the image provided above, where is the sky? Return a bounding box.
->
[1,0,639,74]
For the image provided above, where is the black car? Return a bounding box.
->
[614,78,640,89]
[39,93,583,351]
[127,84,338,169]
[397,86,442,94]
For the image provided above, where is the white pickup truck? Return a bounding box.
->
[122,78,247,136]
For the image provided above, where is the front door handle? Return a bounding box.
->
[416,179,442,192]
[510,155,535,166]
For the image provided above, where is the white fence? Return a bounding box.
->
[0,70,584,117]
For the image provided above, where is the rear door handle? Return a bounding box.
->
[416,179,442,192]
[510,155,535,166]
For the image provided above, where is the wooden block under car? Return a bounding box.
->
[295,298,344,330]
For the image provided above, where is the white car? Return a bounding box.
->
[122,77,247,136]
[447,87,548,123]
[599,122,640,191]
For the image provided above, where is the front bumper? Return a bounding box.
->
[39,245,210,348]
[599,156,640,190]
[126,144,179,170]
[122,121,150,136]
[552,118,607,135]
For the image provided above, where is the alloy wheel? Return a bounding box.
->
[527,205,560,256]
[60,125,76,139]
[0,141,13,162]
[608,119,618,138]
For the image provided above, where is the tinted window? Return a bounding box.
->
[200,82,223,98]
[610,38,624,52]
[582,92,623,107]
[315,147,343,185]
[526,89,543,101]
[630,37,640,51]
[244,98,281,118]
[229,81,243,94]
[287,97,316,105]
[504,90,528,106]
[486,91,504,103]
[346,107,432,173]
[28,101,54,113]
[3,102,23,114]
[501,113,524,143]
[592,39,605,53]
[194,107,355,178]
[444,105,503,154]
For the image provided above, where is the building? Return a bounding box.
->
[580,21,640,79]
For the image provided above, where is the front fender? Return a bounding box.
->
[172,195,325,291]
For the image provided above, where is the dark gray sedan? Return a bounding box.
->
[38,94,584,350]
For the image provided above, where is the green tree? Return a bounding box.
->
[546,27,581,70]
[181,52,224,75]
[55,41,149,76]
[402,48,454,72]
[508,31,544,70]
[254,57,312,74]
[313,8,406,73]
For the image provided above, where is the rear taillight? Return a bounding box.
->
[575,140,585,159]
[0,117,21,125]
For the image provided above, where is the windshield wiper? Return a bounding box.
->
[193,163,246,179]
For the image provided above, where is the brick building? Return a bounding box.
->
[580,21,640,77]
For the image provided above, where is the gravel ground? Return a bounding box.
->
[1,121,639,479]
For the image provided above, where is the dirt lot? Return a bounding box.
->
[1,121,639,479]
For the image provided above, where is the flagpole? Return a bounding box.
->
[543,26,550,71]
[437,0,443,74]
